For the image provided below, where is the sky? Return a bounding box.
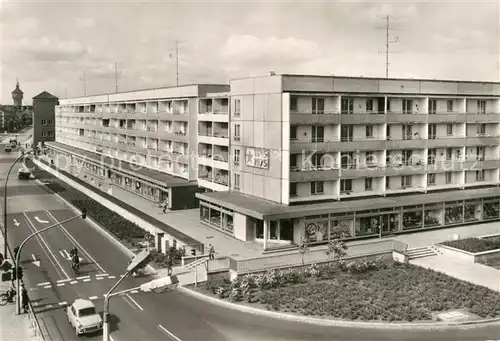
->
[0,0,499,104]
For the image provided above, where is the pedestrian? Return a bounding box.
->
[166,255,173,276]
[208,244,215,260]
[21,285,29,313]
[8,280,16,303]
[161,198,169,213]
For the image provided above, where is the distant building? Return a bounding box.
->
[0,80,33,131]
[12,79,24,107]
[32,91,58,147]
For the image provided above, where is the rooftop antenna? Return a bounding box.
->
[167,40,186,86]
[376,15,404,78]
[114,62,120,93]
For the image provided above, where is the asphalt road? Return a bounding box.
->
[2,147,500,340]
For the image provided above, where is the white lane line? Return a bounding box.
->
[125,294,143,311]
[130,290,139,294]
[43,285,52,289]
[89,296,98,300]
[120,275,125,277]
[122,295,137,310]
[83,279,91,283]
[29,288,38,292]
[158,325,182,341]
[57,279,72,283]
[58,302,67,306]
[23,213,70,279]
[45,210,107,274]
[108,276,116,279]
[110,336,116,341]
[70,281,78,284]
[32,302,39,307]
[45,305,53,309]
[96,273,108,277]
[37,282,50,287]
[56,283,65,287]
[77,275,90,280]
[97,277,103,280]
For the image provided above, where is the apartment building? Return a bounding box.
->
[196,74,500,249]
[47,84,229,210]
[32,91,58,147]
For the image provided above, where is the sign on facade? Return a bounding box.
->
[245,147,269,169]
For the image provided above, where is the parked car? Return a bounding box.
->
[17,168,32,180]
[67,299,103,336]
[4,145,11,152]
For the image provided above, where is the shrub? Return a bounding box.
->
[442,238,500,253]
[304,263,320,278]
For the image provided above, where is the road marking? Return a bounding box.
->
[130,290,139,294]
[89,296,98,300]
[37,282,50,287]
[44,285,51,289]
[31,254,41,267]
[57,279,71,283]
[56,283,65,287]
[32,302,39,306]
[83,279,91,282]
[34,216,49,224]
[125,294,143,311]
[23,213,70,279]
[29,288,38,292]
[122,295,137,310]
[96,273,108,277]
[97,277,103,280]
[70,281,78,284]
[58,302,67,306]
[108,276,116,279]
[158,325,182,341]
[77,275,90,280]
[13,218,20,227]
[45,210,107,273]
[45,304,53,309]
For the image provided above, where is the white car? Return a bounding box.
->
[67,299,103,336]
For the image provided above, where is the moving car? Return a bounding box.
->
[4,145,11,152]
[67,299,103,336]
[17,168,32,180]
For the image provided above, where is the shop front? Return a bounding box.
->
[111,170,169,205]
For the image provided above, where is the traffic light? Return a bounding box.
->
[0,260,13,272]
[1,272,12,282]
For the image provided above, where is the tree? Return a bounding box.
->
[326,230,349,265]
[298,237,309,269]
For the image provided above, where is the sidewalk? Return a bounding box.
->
[0,234,37,341]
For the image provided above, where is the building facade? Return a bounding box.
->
[32,91,58,147]
[196,74,500,249]
[48,84,229,210]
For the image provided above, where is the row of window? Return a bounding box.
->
[290,97,488,114]
[289,171,489,197]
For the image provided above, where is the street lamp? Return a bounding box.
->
[103,249,152,341]
[15,208,87,315]
[3,150,33,258]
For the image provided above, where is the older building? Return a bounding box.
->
[196,74,500,250]
[48,84,229,210]
[32,91,58,147]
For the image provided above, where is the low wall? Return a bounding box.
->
[35,158,193,253]
[392,250,408,263]
[435,243,500,264]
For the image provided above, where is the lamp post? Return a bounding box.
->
[15,208,87,315]
[3,150,33,258]
[103,249,152,341]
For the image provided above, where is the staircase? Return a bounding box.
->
[184,256,208,270]
[407,246,440,260]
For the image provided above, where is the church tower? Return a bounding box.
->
[12,77,23,107]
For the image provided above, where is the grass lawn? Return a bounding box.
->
[442,237,500,253]
[199,261,500,322]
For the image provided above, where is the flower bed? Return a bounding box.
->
[442,237,500,253]
[41,174,146,243]
[199,260,500,322]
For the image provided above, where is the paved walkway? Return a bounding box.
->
[0,234,38,341]
[411,255,500,292]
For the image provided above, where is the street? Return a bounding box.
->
[1,144,500,340]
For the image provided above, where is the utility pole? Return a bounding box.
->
[80,70,87,96]
[377,15,403,78]
[114,62,119,93]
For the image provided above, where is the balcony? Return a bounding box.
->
[427,114,466,124]
[340,164,386,178]
[339,113,386,125]
[425,136,467,148]
[465,114,500,123]
[465,135,499,146]
[385,185,425,195]
[386,137,425,149]
[290,112,341,125]
[386,113,428,124]
[289,166,340,181]
[463,158,500,170]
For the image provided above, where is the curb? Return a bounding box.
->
[33,172,158,277]
[177,286,500,330]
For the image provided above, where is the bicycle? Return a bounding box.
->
[0,290,15,306]
[71,262,80,276]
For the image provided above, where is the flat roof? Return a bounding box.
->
[196,187,500,220]
[46,142,196,188]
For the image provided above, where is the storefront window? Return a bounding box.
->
[226,215,234,232]
[279,220,294,241]
[464,203,480,222]
[209,208,221,227]
[270,220,279,240]
[424,208,441,227]
[330,219,353,238]
[445,205,463,225]
[356,216,380,236]
[402,211,423,230]
[380,213,399,234]
[124,177,132,188]
[483,202,499,220]
[305,215,329,243]
[200,205,209,222]
[135,180,142,192]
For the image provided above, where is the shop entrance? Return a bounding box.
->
[380,213,399,235]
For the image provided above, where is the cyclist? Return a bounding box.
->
[69,246,78,259]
